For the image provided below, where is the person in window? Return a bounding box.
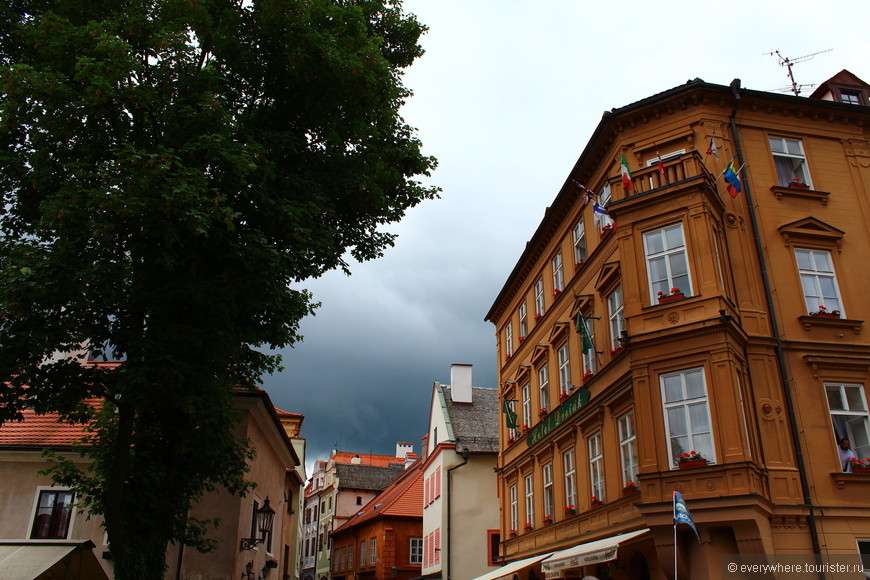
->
[839,437,857,472]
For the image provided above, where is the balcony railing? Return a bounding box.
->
[613,150,719,199]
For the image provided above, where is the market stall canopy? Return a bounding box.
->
[542,528,650,574]
[0,540,109,580]
[471,551,554,580]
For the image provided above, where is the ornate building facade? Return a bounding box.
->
[485,71,870,579]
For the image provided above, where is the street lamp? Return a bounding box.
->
[240,498,276,551]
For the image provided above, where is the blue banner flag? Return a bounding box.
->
[673,491,700,542]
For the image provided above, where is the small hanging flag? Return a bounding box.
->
[706,131,720,160]
[655,144,666,176]
[575,312,594,354]
[502,399,518,430]
[673,491,701,542]
[620,155,633,192]
[722,160,742,198]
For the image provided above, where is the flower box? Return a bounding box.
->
[539,408,549,418]
[563,505,576,516]
[622,482,638,496]
[811,306,840,318]
[658,292,685,304]
[509,530,518,538]
[523,524,533,532]
[591,499,604,508]
[543,516,553,525]
[852,466,870,474]
[583,371,594,383]
[678,459,708,469]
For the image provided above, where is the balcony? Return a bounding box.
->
[608,151,722,219]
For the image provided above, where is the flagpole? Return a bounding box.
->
[673,492,678,580]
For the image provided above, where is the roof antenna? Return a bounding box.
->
[764,49,832,96]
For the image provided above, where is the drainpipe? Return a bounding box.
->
[728,79,823,570]
[446,447,470,580]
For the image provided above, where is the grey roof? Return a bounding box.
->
[335,463,405,491]
[441,386,499,454]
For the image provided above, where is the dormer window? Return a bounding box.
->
[839,89,863,105]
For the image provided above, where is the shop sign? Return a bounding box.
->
[527,387,590,447]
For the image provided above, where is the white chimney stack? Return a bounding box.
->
[396,442,413,459]
[450,364,473,404]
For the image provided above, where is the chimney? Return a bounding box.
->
[396,442,413,460]
[450,364,473,404]
[351,454,361,464]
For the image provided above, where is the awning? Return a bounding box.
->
[541,528,650,574]
[471,552,553,580]
[0,540,109,580]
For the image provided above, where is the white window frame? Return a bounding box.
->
[542,463,554,519]
[795,248,844,316]
[552,252,564,293]
[522,383,531,428]
[769,135,812,187]
[534,277,545,318]
[643,223,692,300]
[538,365,550,412]
[509,483,518,531]
[519,302,527,339]
[370,538,377,565]
[360,541,366,566]
[563,449,576,509]
[505,322,513,357]
[588,431,604,502]
[618,411,638,486]
[661,367,716,468]
[28,487,75,540]
[608,286,625,350]
[410,538,423,564]
[825,382,870,462]
[573,220,587,265]
[524,474,534,526]
[557,343,571,396]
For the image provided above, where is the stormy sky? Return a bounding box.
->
[263,0,870,475]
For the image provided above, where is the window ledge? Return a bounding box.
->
[798,315,863,334]
[831,471,870,489]
[771,185,831,205]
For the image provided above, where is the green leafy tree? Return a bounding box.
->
[0,0,436,577]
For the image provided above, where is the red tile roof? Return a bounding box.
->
[332,450,406,467]
[0,408,90,449]
[333,460,423,533]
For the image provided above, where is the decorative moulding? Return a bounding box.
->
[770,185,830,205]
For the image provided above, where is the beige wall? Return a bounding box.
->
[0,452,111,577]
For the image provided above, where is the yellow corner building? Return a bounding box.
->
[484,70,870,580]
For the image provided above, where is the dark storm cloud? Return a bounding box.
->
[260,0,869,477]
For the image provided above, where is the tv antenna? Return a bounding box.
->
[765,48,832,96]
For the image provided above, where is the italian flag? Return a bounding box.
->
[620,154,632,192]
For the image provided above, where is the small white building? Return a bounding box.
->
[421,364,500,580]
